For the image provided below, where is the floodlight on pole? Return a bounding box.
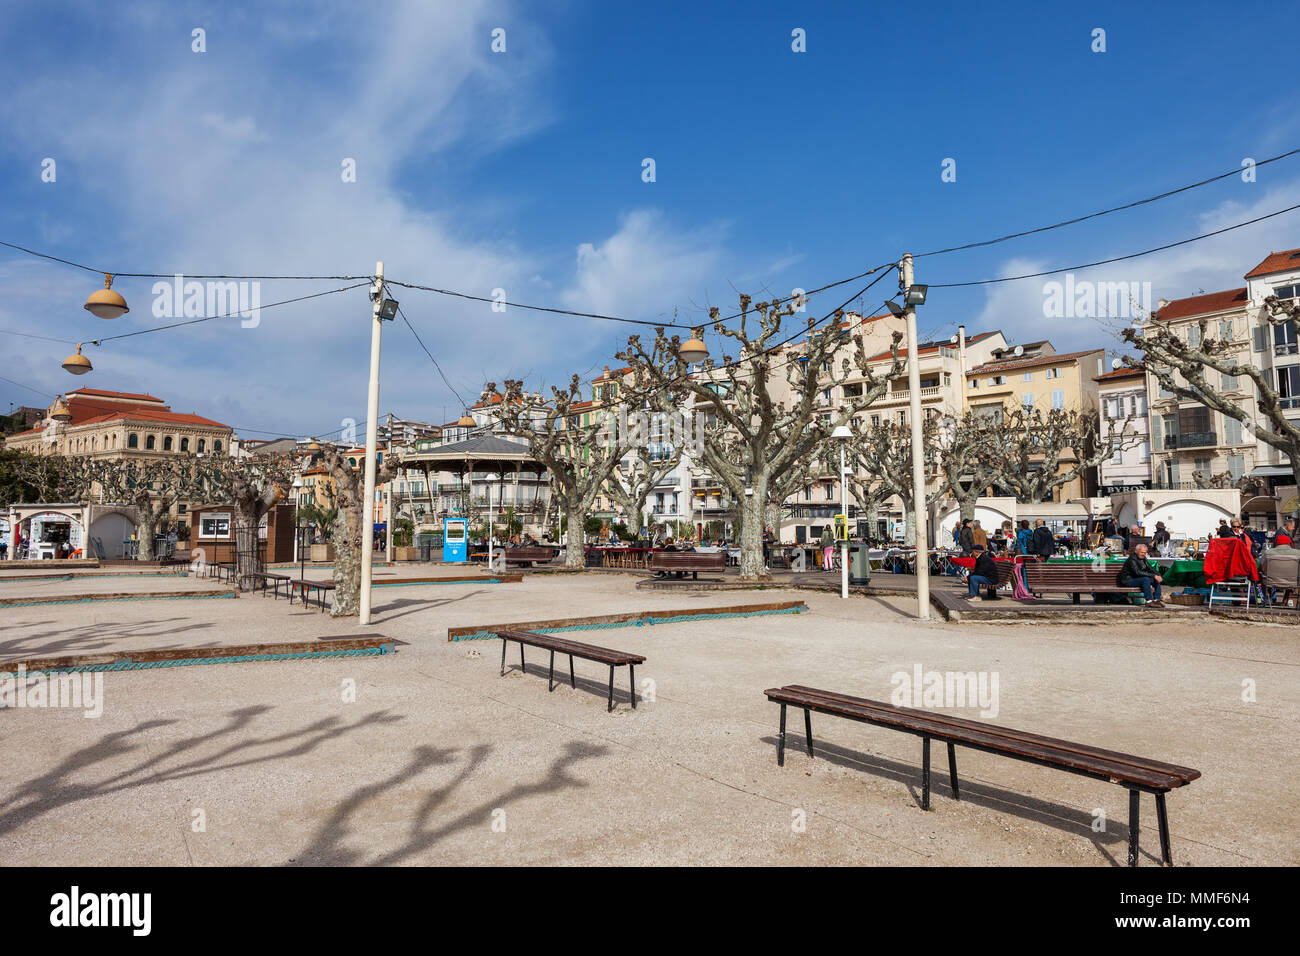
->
[905,284,928,306]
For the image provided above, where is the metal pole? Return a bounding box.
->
[840,441,848,599]
[385,412,394,564]
[903,253,931,620]
[359,261,384,625]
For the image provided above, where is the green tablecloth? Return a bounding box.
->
[1161,561,1207,588]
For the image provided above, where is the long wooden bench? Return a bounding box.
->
[289,579,336,612]
[492,546,557,569]
[497,628,646,711]
[648,550,728,579]
[248,570,293,599]
[157,555,189,574]
[764,684,1199,867]
[1021,562,1144,603]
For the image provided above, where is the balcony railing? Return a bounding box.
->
[1164,432,1217,449]
[878,386,943,404]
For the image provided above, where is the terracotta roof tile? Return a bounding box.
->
[1244,249,1300,279]
[1152,288,1248,321]
[969,348,1102,374]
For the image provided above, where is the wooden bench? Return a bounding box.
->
[157,555,189,574]
[248,571,293,599]
[764,684,1200,867]
[648,550,728,579]
[1021,562,1143,603]
[491,546,557,569]
[497,628,646,711]
[289,579,335,612]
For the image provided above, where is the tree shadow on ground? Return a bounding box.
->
[0,704,403,840]
[759,733,1161,866]
[0,617,219,662]
[369,590,490,624]
[289,739,609,865]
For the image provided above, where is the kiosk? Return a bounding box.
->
[442,518,467,563]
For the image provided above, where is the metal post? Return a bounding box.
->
[840,441,849,599]
[360,261,384,625]
[903,254,931,620]
[385,412,394,565]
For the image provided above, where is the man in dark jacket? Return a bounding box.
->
[1119,544,1164,607]
[967,545,1001,600]
[958,519,975,555]
[1031,520,1056,559]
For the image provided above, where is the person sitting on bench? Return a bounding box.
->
[967,545,1001,601]
[1119,543,1164,607]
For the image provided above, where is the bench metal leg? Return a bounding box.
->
[777,703,787,767]
[569,655,575,688]
[500,638,507,676]
[921,736,931,810]
[607,665,615,712]
[947,742,960,800]
[804,708,814,758]
[629,663,636,709]
[1155,793,1172,867]
[548,650,555,692]
[520,643,525,675]
[1127,789,1140,867]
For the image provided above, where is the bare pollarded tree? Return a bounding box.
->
[96,454,212,561]
[604,440,681,538]
[314,447,402,616]
[203,454,294,590]
[1122,295,1300,503]
[493,377,633,568]
[619,293,905,579]
[989,407,1136,504]
[838,417,945,546]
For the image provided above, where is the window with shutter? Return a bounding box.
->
[1224,418,1242,446]
[1151,414,1162,451]
[1253,326,1266,352]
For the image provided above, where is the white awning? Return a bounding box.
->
[1248,465,1294,477]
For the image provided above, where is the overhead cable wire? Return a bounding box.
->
[915,145,1300,258]
[91,282,370,343]
[928,202,1300,288]
[0,239,365,280]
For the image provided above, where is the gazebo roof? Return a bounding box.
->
[402,434,546,475]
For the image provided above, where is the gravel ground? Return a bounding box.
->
[0,573,1293,867]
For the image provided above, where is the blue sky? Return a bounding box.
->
[1,0,1298,439]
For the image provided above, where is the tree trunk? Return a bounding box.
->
[233,508,262,591]
[959,496,976,522]
[330,502,362,616]
[737,493,769,580]
[136,504,162,560]
[902,505,917,547]
[564,502,586,568]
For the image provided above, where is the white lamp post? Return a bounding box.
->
[832,424,852,598]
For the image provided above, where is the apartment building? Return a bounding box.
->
[964,341,1107,501]
[1094,367,1152,494]
[1141,251,1300,489]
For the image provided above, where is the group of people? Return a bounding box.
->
[953,518,1059,560]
